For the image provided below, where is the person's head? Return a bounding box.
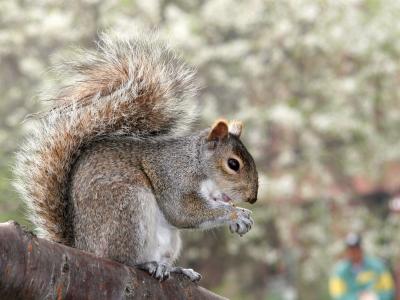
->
[344,233,363,265]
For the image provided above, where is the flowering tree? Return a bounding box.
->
[1,1,400,299]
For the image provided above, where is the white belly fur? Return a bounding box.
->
[137,188,181,264]
[154,205,181,264]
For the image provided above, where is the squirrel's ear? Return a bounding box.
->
[207,119,229,141]
[228,120,243,138]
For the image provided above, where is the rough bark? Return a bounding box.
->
[0,221,226,300]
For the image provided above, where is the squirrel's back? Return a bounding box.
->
[13,32,199,244]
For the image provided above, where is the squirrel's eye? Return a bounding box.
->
[227,158,240,172]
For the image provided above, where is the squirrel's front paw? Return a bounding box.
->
[229,207,253,236]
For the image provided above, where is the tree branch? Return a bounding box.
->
[0,221,226,300]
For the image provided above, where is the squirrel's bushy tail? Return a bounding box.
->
[14,33,199,244]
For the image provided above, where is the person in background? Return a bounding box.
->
[329,233,395,300]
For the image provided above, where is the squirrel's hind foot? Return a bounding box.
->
[171,266,202,282]
[137,261,170,281]
[137,262,201,282]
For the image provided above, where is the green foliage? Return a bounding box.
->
[1,1,400,299]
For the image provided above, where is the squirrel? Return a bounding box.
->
[14,33,258,282]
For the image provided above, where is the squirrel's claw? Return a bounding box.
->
[137,261,170,281]
[155,263,170,281]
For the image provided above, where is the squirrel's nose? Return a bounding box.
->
[247,197,257,204]
[247,186,258,204]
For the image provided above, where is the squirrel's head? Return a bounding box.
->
[200,119,258,204]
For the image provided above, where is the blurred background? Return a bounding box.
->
[1,0,400,299]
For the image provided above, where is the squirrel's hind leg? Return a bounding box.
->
[136,204,202,282]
